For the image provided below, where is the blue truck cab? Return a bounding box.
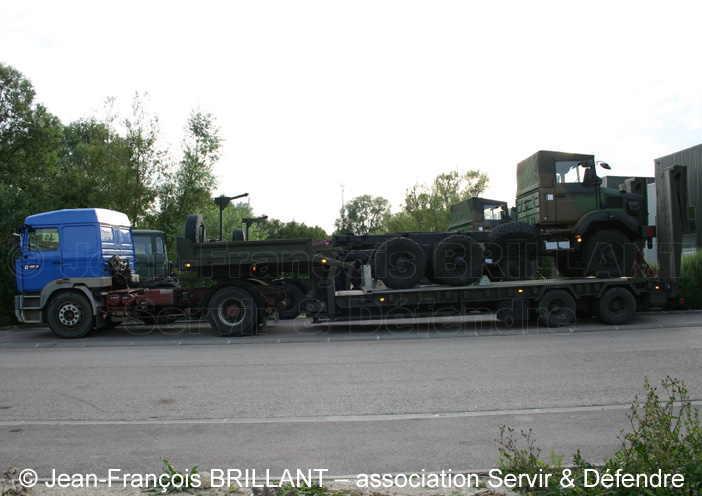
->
[14,208,138,337]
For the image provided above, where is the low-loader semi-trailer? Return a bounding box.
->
[13,152,685,338]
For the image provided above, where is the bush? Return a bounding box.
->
[497,377,702,495]
[681,249,702,308]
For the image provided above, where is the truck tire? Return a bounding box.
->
[432,235,483,286]
[46,291,95,338]
[373,237,426,289]
[488,222,539,258]
[184,214,206,243]
[276,282,305,320]
[537,289,576,327]
[232,228,245,241]
[207,286,257,336]
[595,287,636,325]
[582,229,635,278]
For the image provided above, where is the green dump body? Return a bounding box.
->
[176,236,316,280]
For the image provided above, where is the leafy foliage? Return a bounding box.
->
[335,194,390,235]
[388,169,489,232]
[497,377,702,495]
[681,249,702,308]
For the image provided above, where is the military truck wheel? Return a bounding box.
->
[582,230,635,278]
[47,291,95,338]
[595,287,636,325]
[373,237,426,289]
[207,286,257,336]
[432,235,483,286]
[537,289,576,327]
[184,214,206,243]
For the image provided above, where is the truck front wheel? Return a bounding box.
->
[47,291,95,338]
[582,230,635,278]
[207,286,257,336]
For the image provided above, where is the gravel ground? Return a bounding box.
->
[5,473,523,496]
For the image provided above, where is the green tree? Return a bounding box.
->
[257,218,329,242]
[57,117,130,209]
[335,194,391,235]
[155,109,220,239]
[121,93,166,226]
[387,169,489,232]
[0,63,63,324]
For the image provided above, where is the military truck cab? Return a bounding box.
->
[516,150,651,277]
[133,230,177,287]
[14,208,138,335]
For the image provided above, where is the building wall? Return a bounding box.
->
[655,143,702,249]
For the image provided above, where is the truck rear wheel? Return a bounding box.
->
[537,289,576,327]
[595,287,636,325]
[207,286,257,336]
[47,291,95,338]
[373,237,426,289]
[432,235,483,286]
[276,282,305,319]
[582,230,635,278]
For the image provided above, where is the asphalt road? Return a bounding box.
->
[1,312,701,483]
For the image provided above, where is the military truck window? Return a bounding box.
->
[28,227,59,251]
[134,236,152,255]
[154,236,165,255]
[483,205,504,221]
[555,161,582,184]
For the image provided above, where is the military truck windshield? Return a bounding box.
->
[134,235,152,255]
[555,161,582,184]
[484,205,505,221]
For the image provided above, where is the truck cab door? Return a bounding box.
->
[18,226,63,293]
[553,161,598,224]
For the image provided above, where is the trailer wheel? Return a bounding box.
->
[373,237,426,289]
[47,291,95,338]
[433,235,483,286]
[184,214,206,243]
[595,287,636,325]
[582,229,635,278]
[537,289,576,327]
[207,286,257,336]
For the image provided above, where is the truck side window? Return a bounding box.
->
[555,161,581,184]
[134,236,152,255]
[28,227,59,251]
[154,236,165,255]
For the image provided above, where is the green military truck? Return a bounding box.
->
[132,230,178,287]
[449,150,653,279]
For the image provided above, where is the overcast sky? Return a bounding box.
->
[2,1,701,233]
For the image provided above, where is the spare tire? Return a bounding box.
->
[488,222,539,258]
[232,228,245,241]
[432,234,483,286]
[373,237,426,289]
[184,214,206,243]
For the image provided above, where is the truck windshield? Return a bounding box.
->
[483,205,505,221]
[555,161,582,184]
